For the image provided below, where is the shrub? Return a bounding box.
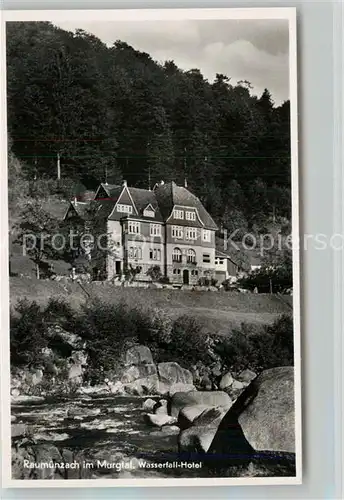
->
[198,277,210,287]
[146,265,162,282]
[164,315,212,366]
[10,299,47,367]
[216,314,294,373]
[72,299,152,372]
[43,298,76,328]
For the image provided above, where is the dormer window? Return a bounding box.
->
[173,209,184,219]
[117,204,133,214]
[143,204,155,218]
[186,211,196,221]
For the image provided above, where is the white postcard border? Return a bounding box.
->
[0,6,301,488]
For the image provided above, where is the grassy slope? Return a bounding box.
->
[10,277,292,335]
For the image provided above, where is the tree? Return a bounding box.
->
[14,200,60,279]
[147,106,175,185]
[221,208,248,239]
[8,136,29,232]
[6,21,292,236]
[146,265,162,282]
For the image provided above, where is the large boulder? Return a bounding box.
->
[124,374,159,395]
[178,406,228,456]
[208,367,295,466]
[121,363,157,384]
[178,404,214,430]
[125,345,153,366]
[158,362,193,386]
[169,383,196,397]
[171,391,232,417]
[122,345,157,395]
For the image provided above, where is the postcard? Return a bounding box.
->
[0,7,301,487]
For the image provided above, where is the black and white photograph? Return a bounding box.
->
[2,8,300,486]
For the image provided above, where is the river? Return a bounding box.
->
[11,394,205,479]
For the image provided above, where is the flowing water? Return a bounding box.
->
[11,394,204,479]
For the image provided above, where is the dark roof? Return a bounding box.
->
[92,199,117,219]
[91,181,218,228]
[95,183,122,201]
[64,201,91,220]
[128,187,163,221]
[154,181,218,230]
[107,186,164,222]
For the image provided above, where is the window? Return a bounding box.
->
[186,227,197,240]
[191,270,199,276]
[150,224,161,237]
[173,209,184,219]
[172,226,183,239]
[172,247,182,263]
[202,229,211,242]
[128,221,140,234]
[203,253,211,264]
[149,248,161,261]
[143,206,155,218]
[117,204,133,214]
[128,247,142,260]
[186,211,196,221]
[187,248,196,263]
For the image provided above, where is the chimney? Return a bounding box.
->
[160,180,164,185]
[123,180,127,188]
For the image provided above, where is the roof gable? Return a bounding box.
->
[94,183,122,201]
[154,181,218,230]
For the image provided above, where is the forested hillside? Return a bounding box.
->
[6,21,291,231]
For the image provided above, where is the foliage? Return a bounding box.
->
[14,200,61,279]
[238,249,292,293]
[197,277,218,287]
[215,314,294,372]
[10,296,293,384]
[146,265,162,281]
[123,265,142,282]
[163,315,213,365]
[7,21,291,231]
[10,300,48,366]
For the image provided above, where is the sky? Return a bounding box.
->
[56,19,290,106]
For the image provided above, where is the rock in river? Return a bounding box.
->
[171,391,232,417]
